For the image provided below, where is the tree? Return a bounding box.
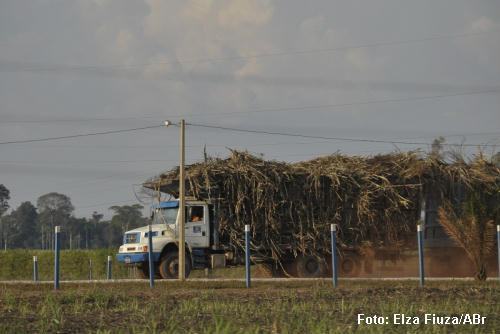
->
[0,184,9,217]
[37,192,74,249]
[431,136,446,158]
[9,202,38,248]
[0,184,11,250]
[492,152,500,167]
[438,190,497,281]
[108,204,145,246]
[83,211,104,249]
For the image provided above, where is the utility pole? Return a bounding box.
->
[179,119,186,280]
[164,118,186,280]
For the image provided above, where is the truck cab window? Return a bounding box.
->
[155,207,178,225]
[187,206,204,223]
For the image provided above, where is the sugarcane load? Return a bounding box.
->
[116,150,500,279]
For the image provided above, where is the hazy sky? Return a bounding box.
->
[1,0,499,218]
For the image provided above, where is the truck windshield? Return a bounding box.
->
[155,207,178,225]
[124,232,140,244]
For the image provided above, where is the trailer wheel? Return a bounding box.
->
[340,255,361,277]
[159,251,191,279]
[294,255,326,278]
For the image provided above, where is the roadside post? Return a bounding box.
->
[33,256,39,282]
[148,224,154,288]
[107,255,112,280]
[497,225,500,281]
[54,226,61,290]
[330,224,338,288]
[245,224,251,288]
[417,224,425,287]
[88,259,92,280]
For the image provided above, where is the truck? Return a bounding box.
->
[116,151,499,279]
[116,196,497,279]
[116,197,356,279]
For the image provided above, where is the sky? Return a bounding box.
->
[1,0,499,219]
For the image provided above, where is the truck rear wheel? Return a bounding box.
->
[293,255,326,278]
[340,254,361,277]
[159,251,192,279]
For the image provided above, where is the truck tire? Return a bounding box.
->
[340,254,361,277]
[294,255,326,278]
[159,251,192,279]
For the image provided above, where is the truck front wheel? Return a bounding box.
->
[159,251,192,279]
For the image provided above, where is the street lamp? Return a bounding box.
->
[164,119,186,280]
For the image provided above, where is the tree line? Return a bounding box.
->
[0,185,147,250]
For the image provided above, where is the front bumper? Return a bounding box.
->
[116,252,161,264]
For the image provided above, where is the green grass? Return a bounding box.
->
[0,249,134,280]
[0,249,269,281]
[0,280,498,333]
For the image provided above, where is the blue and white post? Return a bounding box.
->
[54,226,61,290]
[147,224,154,288]
[330,224,338,288]
[107,255,112,280]
[417,224,425,287]
[245,224,251,288]
[497,225,500,281]
[33,256,39,282]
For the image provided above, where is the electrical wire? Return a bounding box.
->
[0,125,163,145]
[186,123,498,148]
[1,29,497,73]
[2,88,499,125]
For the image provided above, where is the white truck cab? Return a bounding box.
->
[116,199,220,278]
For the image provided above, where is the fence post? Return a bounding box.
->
[417,224,425,287]
[88,259,92,281]
[245,224,251,288]
[54,226,60,290]
[497,225,499,281]
[331,224,338,288]
[148,225,154,288]
[33,256,39,282]
[107,255,112,280]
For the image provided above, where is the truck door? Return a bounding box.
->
[185,205,209,248]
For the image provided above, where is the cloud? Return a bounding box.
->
[459,16,500,68]
[345,48,370,71]
[143,54,172,78]
[217,0,273,28]
[467,16,497,33]
[235,58,261,78]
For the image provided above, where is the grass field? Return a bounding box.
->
[0,249,284,281]
[0,280,498,333]
[0,249,132,281]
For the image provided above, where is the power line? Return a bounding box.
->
[0,115,156,124]
[0,125,163,145]
[186,123,498,148]
[2,88,499,125]
[0,159,178,165]
[1,117,498,148]
[179,89,500,118]
[6,132,499,149]
[1,29,497,74]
